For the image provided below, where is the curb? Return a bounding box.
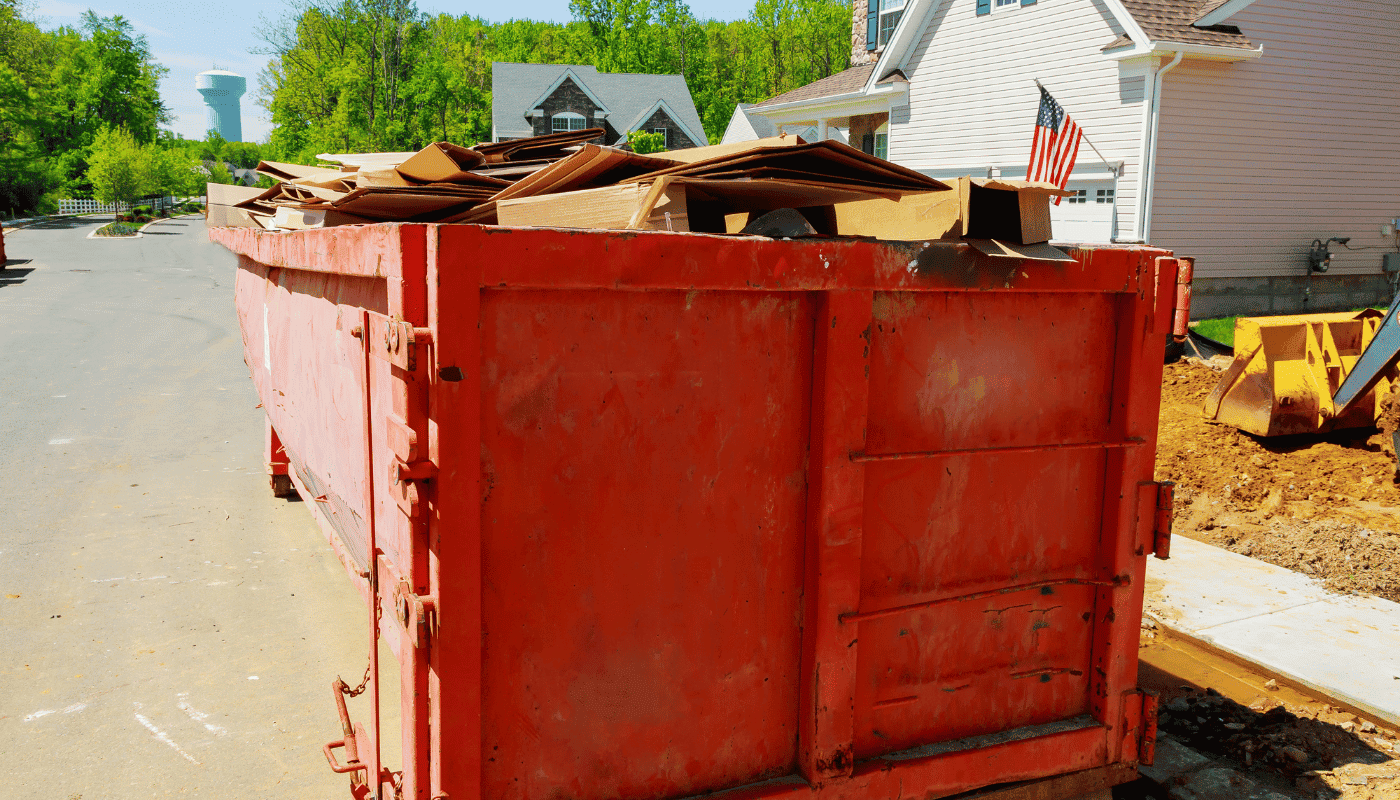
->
[85,214,203,240]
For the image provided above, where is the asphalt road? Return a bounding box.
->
[0,217,391,798]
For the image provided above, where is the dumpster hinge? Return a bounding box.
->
[1152,481,1175,560]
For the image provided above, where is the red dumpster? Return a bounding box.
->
[211,223,1183,800]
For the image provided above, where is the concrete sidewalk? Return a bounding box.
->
[1145,536,1400,725]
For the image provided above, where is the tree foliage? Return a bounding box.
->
[258,0,852,162]
[0,2,173,216]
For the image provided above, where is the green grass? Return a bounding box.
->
[94,221,141,237]
[1191,316,1237,346]
[1191,305,1390,348]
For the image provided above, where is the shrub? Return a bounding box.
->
[94,221,141,237]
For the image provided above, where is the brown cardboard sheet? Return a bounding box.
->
[651,135,803,164]
[329,187,486,220]
[395,142,488,183]
[254,160,345,182]
[966,239,1076,263]
[628,140,948,193]
[492,145,683,204]
[316,151,417,168]
[496,182,689,232]
[475,128,605,163]
[205,183,267,228]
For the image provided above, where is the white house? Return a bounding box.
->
[732,0,1400,317]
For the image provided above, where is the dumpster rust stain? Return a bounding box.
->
[496,356,561,435]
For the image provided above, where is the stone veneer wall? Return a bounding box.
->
[637,108,700,150]
[851,0,877,65]
[532,77,612,143]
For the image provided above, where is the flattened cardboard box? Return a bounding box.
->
[832,176,1068,245]
[496,182,689,232]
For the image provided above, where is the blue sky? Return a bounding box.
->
[32,0,759,142]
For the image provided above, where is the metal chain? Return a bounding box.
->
[339,657,372,698]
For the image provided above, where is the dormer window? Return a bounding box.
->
[552,112,586,133]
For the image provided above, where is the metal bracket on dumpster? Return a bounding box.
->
[365,311,432,372]
[1139,691,1160,765]
[1153,482,1175,560]
[395,579,436,649]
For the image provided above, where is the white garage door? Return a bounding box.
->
[1051,183,1117,244]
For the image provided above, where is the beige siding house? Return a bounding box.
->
[734,0,1400,317]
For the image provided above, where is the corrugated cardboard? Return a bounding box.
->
[272,206,373,230]
[206,183,267,228]
[832,190,960,240]
[475,128,605,164]
[966,239,1076,263]
[255,160,345,182]
[395,142,488,183]
[966,177,1068,245]
[831,177,1067,244]
[329,187,488,221]
[316,151,418,168]
[493,145,683,204]
[496,182,689,232]
[653,135,804,164]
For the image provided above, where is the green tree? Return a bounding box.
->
[627,129,666,154]
[86,125,150,205]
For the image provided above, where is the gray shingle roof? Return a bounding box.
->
[491,63,706,145]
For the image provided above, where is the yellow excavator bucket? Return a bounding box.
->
[1203,310,1393,436]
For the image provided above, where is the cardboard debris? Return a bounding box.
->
[497,181,689,232]
[213,129,1068,259]
[395,142,487,183]
[255,160,345,182]
[474,128,606,164]
[206,183,266,228]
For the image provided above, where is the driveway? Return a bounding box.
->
[0,216,388,798]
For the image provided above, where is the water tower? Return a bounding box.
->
[195,70,246,142]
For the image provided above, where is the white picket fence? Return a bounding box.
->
[57,196,181,216]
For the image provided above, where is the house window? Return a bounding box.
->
[552,112,586,133]
[1096,188,1115,204]
[994,0,1018,6]
[878,0,905,46]
[874,121,889,160]
[650,127,668,147]
[1065,189,1089,204]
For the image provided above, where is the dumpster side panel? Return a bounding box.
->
[234,259,388,574]
[478,288,814,800]
[849,291,1121,757]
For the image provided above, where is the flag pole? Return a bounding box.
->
[1034,79,1121,177]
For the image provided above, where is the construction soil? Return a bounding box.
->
[1155,358,1400,603]
[1135,627,1400,799]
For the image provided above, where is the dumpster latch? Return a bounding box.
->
[1153,481,1175,560]
[365,311,432,372]
[395,580,437,649]
[325,677,369,782]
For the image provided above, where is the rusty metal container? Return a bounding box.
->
[211,223,1184,800]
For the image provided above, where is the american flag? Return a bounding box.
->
[1027,87,1083,205]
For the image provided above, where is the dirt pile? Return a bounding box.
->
[1159,691,1390,777]
[1156,359,1400,513]
[1155,358,1400,602]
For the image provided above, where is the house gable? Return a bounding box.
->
[492,63,707,148]
[622,99,705,150]
[531,75,613,139]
